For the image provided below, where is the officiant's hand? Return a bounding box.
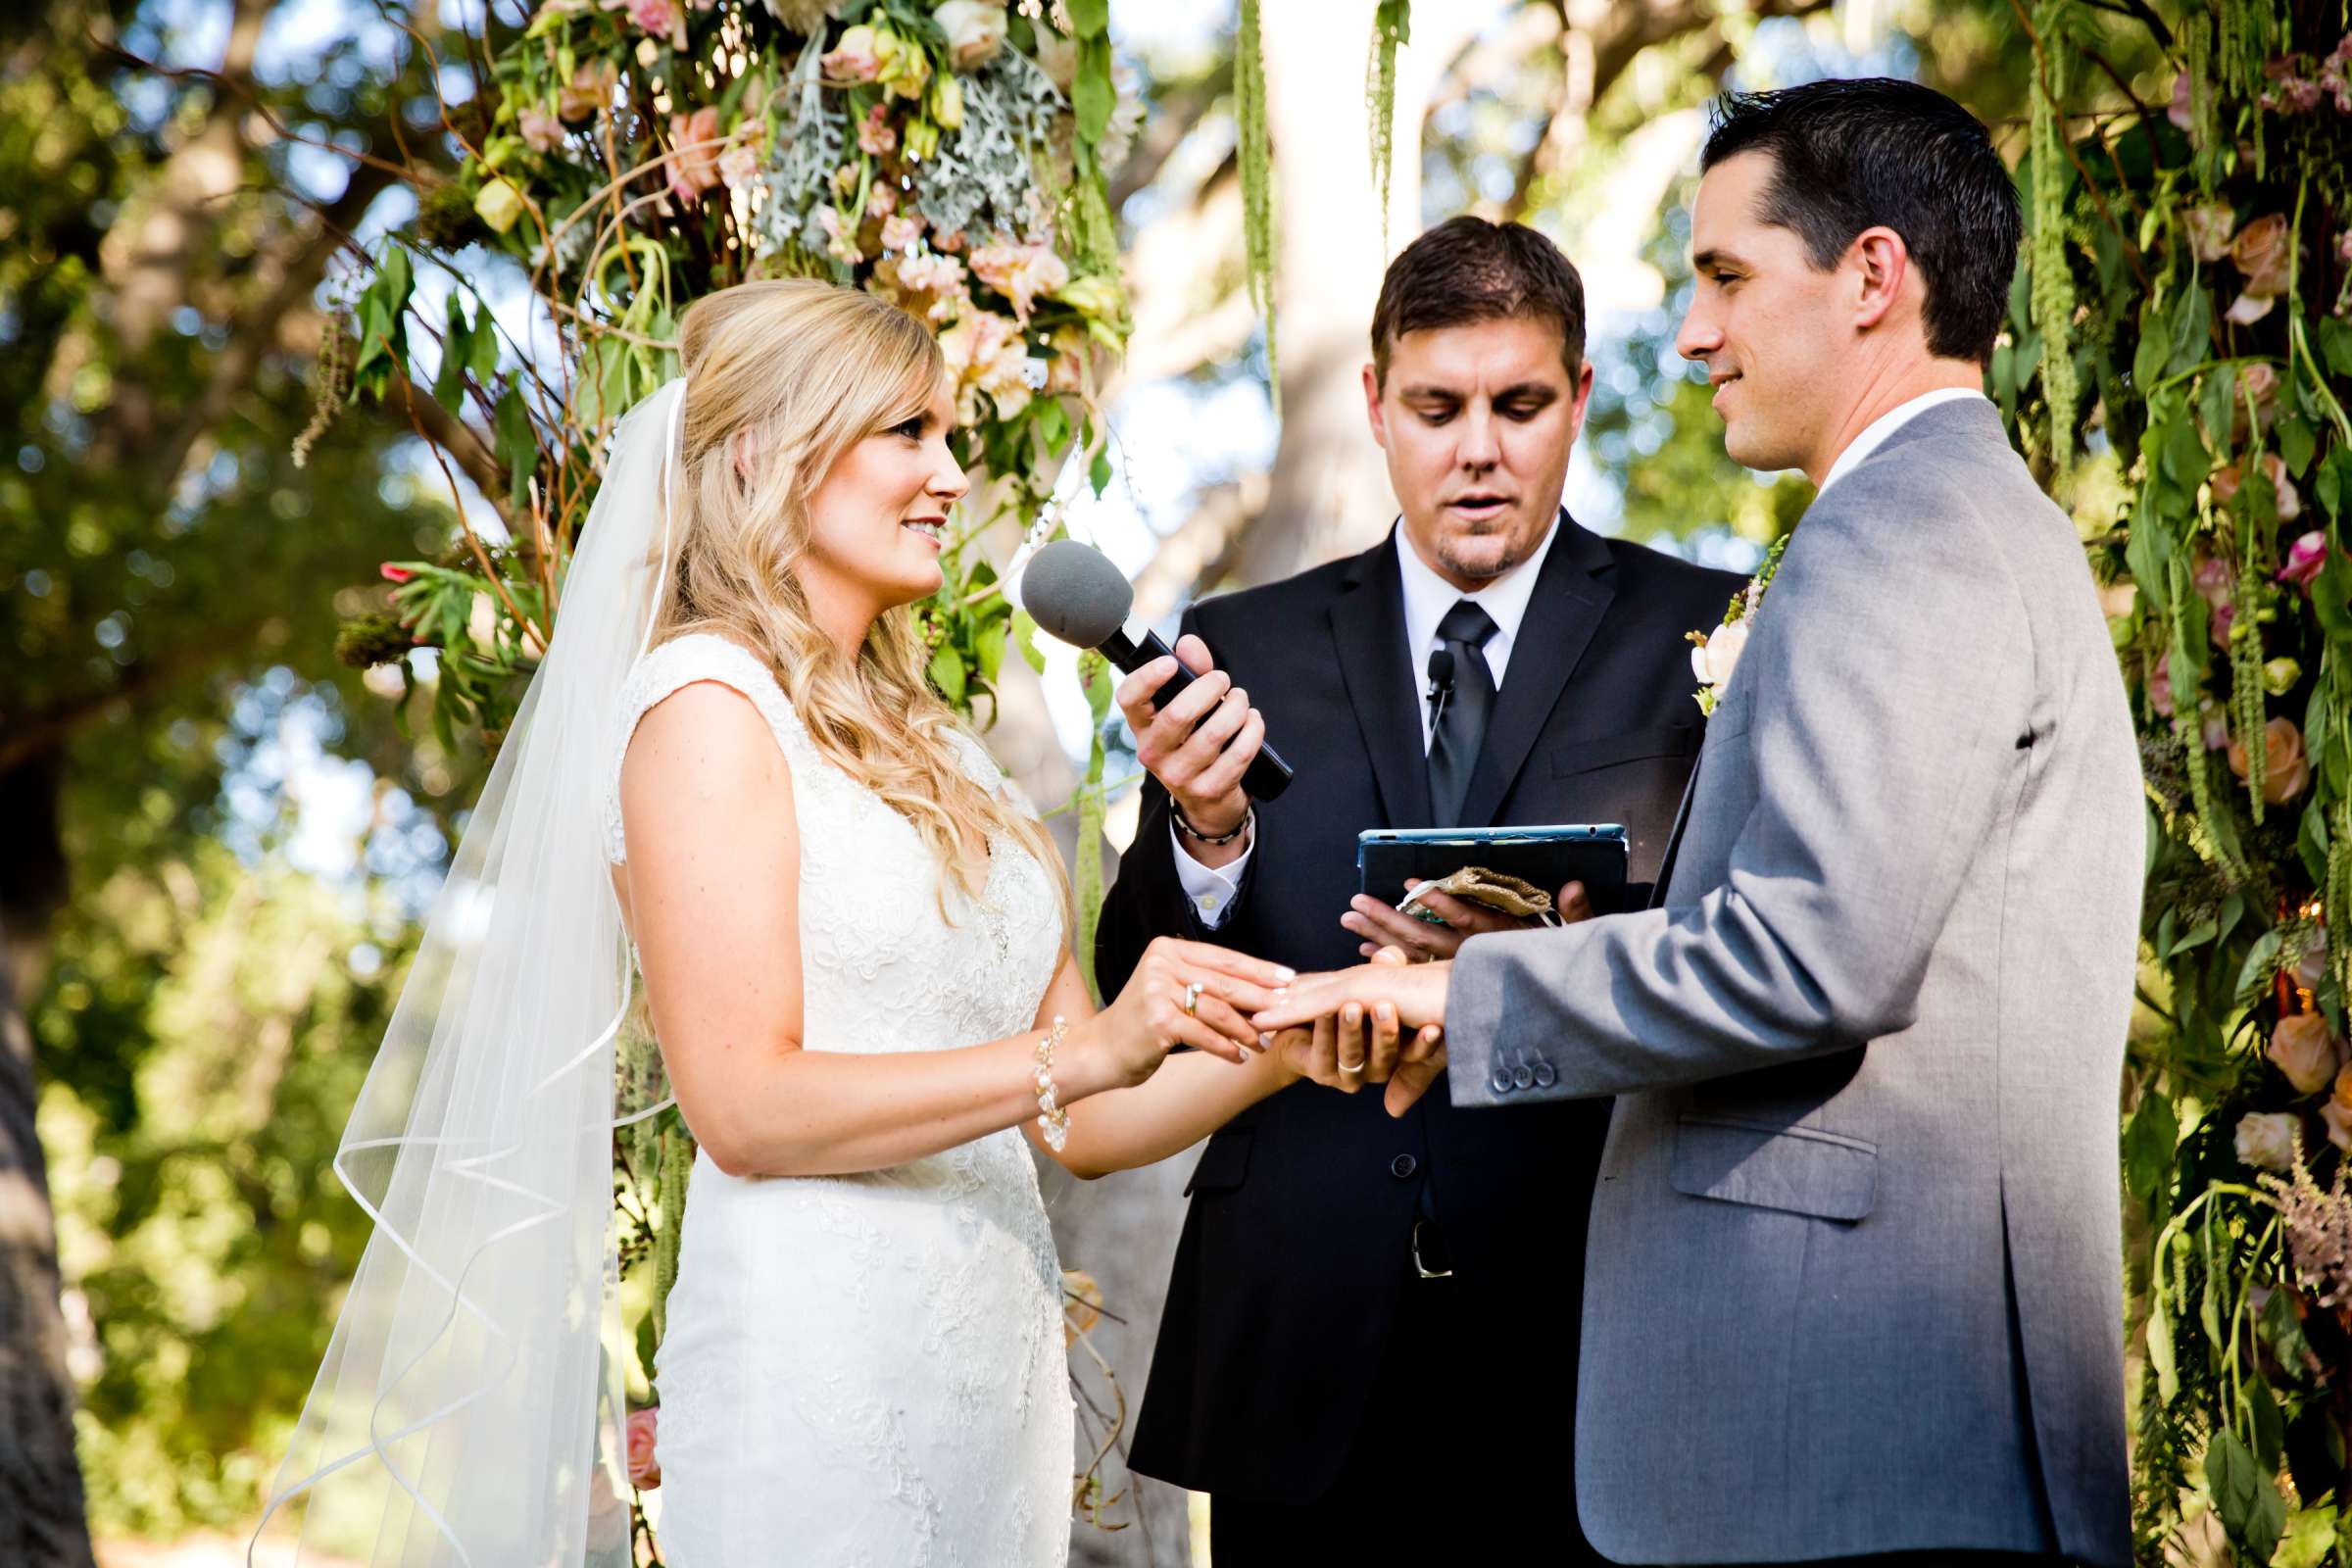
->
[1257,950,1452,1118]
[1115,635,1262,868]
[1341,879,1592,961]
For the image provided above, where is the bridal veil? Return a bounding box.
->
[255,379,687,1565]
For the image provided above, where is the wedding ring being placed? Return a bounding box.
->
[1182,980,1204,1016]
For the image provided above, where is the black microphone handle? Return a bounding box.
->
[1101,627,1296,803]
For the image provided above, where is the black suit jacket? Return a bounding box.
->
[1096,516,1745,1503]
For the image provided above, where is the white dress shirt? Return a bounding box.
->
[1173,514,1568,926]
[1818,388,1986,496]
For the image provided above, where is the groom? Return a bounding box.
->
[1259,79,2143,1565]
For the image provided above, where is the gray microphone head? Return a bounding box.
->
[1019,539,1135,650]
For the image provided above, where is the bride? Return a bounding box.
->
[258,278,1399,1567]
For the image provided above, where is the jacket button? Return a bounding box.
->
[1490,1066,1513,1095]
[1512,1064,1536,1091]
[1533,1060,1557,1090]
[1389,1153,1418,1180]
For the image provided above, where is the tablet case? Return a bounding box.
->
[1356,825,1631,915]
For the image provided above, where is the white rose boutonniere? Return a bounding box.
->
[1689,533,1788,715]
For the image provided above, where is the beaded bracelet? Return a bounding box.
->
[1034,1015,1071,1152]
[1172,801,1252,847]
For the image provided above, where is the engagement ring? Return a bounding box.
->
[1182,980,1203,1015]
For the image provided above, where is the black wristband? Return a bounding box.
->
[1172,800,1251,847]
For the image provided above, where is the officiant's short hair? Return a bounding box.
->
[1700,77,2021,365]
[1370,216,1587,388]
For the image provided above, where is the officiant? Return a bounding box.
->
[1093,217,1745,1565]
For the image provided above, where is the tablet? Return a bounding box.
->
[1356,824,1630,915]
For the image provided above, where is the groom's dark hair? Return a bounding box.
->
[1701,77,2020,365]
[1370,216,1587,388]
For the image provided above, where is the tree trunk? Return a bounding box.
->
[0,923,96,1567]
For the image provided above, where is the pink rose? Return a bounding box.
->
[626,1406,662,1489]
[2192,553,2234,608]
[2169,71,2196,131]
[2230,716,2311,805]
[2280,530,2328,587]
[629,0,686,47]
[867,181,898,218]
[881,214,924,252]
[857,102,898,156]
[2267,1011,2342,1095]
[518,108,564,154]
[667,107,723,204]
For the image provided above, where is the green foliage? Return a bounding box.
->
[39,841,410,1536]
[2006,4,2352,1559]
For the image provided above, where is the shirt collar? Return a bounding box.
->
[1394,508,1564,659]
[1818,388,1987,495]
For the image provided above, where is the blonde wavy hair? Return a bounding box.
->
[647,278,1068,934]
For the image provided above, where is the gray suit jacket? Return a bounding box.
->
[1447,400,2140,1567]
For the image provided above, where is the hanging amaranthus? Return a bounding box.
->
[1365,0,1410,255]
[2029,0,2079,480]
[1236,0,1278,400]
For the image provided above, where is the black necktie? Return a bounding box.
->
[1426,599,1499,827]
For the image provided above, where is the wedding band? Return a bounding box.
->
[1182,980,1203,1015]
[1339,1056,1365,1075]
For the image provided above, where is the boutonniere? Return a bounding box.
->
[1689,533,1789,715]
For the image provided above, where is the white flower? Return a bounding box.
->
[2235,1111,2298,1172]
[1690,617,1750,692]
[934,0,1008,70]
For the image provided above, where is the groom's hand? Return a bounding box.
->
[1342,879,1592,961]
[1256,954,1453,1118]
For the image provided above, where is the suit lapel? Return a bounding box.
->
[1328,532,1432,827]
[1457,513,1615,826]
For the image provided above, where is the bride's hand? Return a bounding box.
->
[1076,937,1295,1091]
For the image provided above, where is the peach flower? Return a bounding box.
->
[2229,716,2310,805]
[968,241,1069,323]
[2183,202,2236,263]
[2267,1011,2342,1096]
[2323,1097,2352,1153]
[823,24,884,82]
[667,107,723,204]
[559,60,617,122]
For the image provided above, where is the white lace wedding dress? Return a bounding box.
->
[603,633,1073,1566]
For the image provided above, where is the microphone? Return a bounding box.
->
[1018,539,1296,803]
[1425,647,1454,734]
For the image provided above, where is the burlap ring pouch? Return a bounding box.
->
[1396,866,1562,927]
